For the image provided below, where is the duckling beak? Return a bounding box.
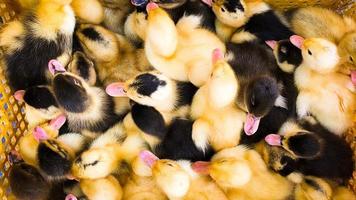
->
[244,113,261,135]
[192,161,210,175]
[13,90,25,101]
[48,59,66,76]
[146,2,159,13]
[265,134,282,146]
[140,150,159,168]
[351,70,356,85]
[105,82,127,97]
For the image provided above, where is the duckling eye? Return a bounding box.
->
[221,7,225,12]
[219,159,228,163]
[167,163,174,167]
[250,94,255,106]
[280,46,287,54]
[308,49,312,55]
[350,56,354,62]
[73,79,81,86]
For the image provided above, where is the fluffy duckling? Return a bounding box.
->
[9,163,68,200]
[212,0,294,44]
[291,35,355,135]
[192,146,294,200]
[264,118,354,182]
[107,70,197,129]
[75,24,150,115]
[38,132,88,179]
[67,51,97,86]
[286,7,355,43]
[226,42,286,137]
[18,114,66,166]
[13,86,62,129]
[286,7,356,81]
[71,124,147,179]
[76,24,151,85]
[0,0,75,90]
[107,71,209,161]
[140,150,228,200]
[190,48,246,151]
[144,2,225,86]
[266,39,302,73]
[50,67,126,136]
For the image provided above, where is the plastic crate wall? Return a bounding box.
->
[0,0,354,199]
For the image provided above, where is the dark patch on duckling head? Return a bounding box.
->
[245,76,279,117]
[53,73,89,113]
[276,40,302,69]
[286,132,321,159]
[75,53,91,80]
[130,73,167,97]
[81,27,104,42]
[37,140,72,178]
[23,86,58,109]
[223,0,244,13]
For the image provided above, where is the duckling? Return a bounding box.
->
[286,7,355,44]
[139,150,228,200]
[50,67,127,136]
[266,39,302,73]
[0,0,75,90]
[13,86,62,129]
[190,48,246,151]
[101,0,134,34]
[144,2,225,86]
[71,124,147,179]
[227,41,292,139]
[264,118,354,182]
[286,7,356,81]
[217,0,293,44]
[38,132,88,180]
[107,71,209,161]
[18,114,66,166]
[291,35,355,135]
[76,24,151,86]
[68,51,97,86]
[192,146,294,200]
[76,24,151,114]
[9,162,68,200]
[254,140,298,177]
[107,70,197,131]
